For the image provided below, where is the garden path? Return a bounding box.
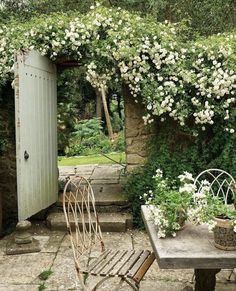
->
[0,224,235,290]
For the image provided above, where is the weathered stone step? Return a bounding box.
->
[47,211,133,232]
[57,187,129,207]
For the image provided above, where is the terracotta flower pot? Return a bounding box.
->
[213,217,236,251]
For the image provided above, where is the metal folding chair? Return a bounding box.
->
[63,175,155,291]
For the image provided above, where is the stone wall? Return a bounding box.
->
[123,86,154,171]
[0,84,17,231]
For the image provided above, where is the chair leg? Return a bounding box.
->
[91,276,139,291]
[91,276,114,291]
[190,273,195,284]
[227,269,236,281]
[76,270,89,291]
[123,277,139,291]
[114,278,124,291]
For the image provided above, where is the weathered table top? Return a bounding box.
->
[141,205,236,269]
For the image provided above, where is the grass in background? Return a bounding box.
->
[58,152,125,166]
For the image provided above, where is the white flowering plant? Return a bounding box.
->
[142,169,236,238]
[187,179,236,233]
[0,5,235,135]
[142,169,194,238]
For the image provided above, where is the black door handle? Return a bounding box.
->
[24,150,29,160]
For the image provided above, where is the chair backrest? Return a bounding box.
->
[193,168,236,204]
[63,175,104,268]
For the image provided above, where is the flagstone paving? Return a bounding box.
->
[0,223,235,291]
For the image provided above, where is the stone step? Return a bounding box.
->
[57,183,131,213]
[47,211,133,232]
[57,186,129,207]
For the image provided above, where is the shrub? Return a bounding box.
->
[65,118,112,156]
[112,130,125,152]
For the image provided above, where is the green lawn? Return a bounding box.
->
[58,152,126,166]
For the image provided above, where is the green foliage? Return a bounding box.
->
[38,284,46,291]
[109,97,124,133]
[0,82,15,156]
[1,1,234,36]
[57,69,81,154]
[113,130,125,152]
[126,121,236,228]
[38,270,53,280]
[37,269,52,290]
[73,118,103,141]
[65,118,112,156]
[142,169,191,237]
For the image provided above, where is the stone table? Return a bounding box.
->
[141,205,236,291]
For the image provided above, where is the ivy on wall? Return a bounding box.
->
[125,120,236,227]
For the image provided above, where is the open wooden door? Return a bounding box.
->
[15,50,58,221]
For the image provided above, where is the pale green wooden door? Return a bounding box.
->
[15,50,58,221]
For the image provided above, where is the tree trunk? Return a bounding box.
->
[117,94,122,119]
[101,86,114,141]
[95,89,102,119]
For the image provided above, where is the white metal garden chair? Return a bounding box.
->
[193,168,236,281]
[63,175,155,291]
[193,168,236,205]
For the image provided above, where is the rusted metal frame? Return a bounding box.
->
[66,175,104,253]
[75,176,104,252]
[122,277,139,291]
[91,276,115,291]
[68,191,85,255]
[63,176,105,276]
[63,175,153,290]
[75,266,89,291]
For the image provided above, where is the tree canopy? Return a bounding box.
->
[0,0,235,35]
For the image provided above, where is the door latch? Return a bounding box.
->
[24,150,29,160]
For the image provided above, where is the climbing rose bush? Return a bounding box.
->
[0,4,236,134]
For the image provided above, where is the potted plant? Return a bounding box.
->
[142,169,193,238]
[188,180,236,250]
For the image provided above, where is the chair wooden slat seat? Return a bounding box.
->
[118,250,143,277]
[110,250,135,276]
[126,250,151,279]
[63,175,155,291]
[91,250,119,275]
[88,250,111,273]
[100,250,127,276]
[132,252,156,284]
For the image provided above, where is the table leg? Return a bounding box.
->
[194,269,221,291]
